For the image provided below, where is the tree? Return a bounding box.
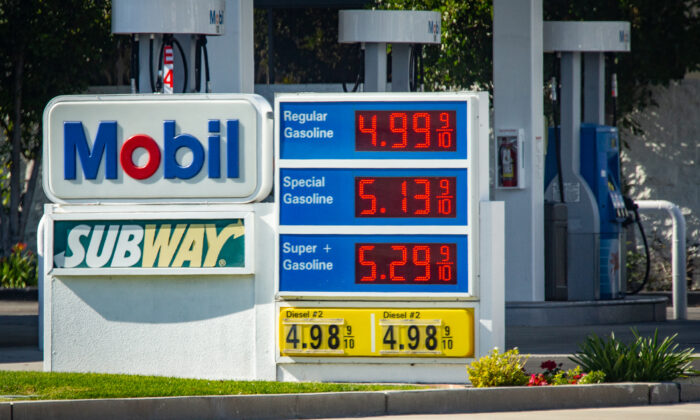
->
[0,0,115,254]
[544,0,700,122]
[377,0,700,120]
[375,0,493,91]
[254,8,361,84]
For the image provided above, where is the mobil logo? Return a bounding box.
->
[44,95,271,203]
[64,119,239,181]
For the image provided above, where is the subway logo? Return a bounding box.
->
[53,219,245,269]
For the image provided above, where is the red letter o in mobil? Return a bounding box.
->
[120,134,162,180]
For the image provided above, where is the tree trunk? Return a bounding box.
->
[10,49,24,248]
[19,152,40,240]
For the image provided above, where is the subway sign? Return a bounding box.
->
[52,218,248,274]
[43,95,272,203]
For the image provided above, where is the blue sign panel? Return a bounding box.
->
[280,168,468,226]
[279,234,468,294]
[280,101,468,159]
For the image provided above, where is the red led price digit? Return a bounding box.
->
[401,180,408,213]
[438,245,453,282]
[358,245,376,282]
[412,113,430,148]
[358,178,376,215]
[413,245,431,282]
[437,112,453,149]
[355,243,457,285]
[437,178,453,215]
[389,245,407,282]
[358,114,377,146]
[390,113,408,149]
[413,179,430,215]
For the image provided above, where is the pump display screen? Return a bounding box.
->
[355,243,457,284]
[355,111,457,151]
[354,176,456,218]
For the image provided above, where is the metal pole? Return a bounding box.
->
[635,200,687,320]
[364,43,387,92]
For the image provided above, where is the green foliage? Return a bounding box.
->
[0,242,37,288]
[376,0,493,91]
[548,366,605,385]
[253,8,361,84]
[0,370,419,400]
[0,0,118,254]
[544,0,700,118]
[570,329,696,382]
[377,0,700,120]
[578,370,606,384]
[467,348,529,387]
[625,249,647,292]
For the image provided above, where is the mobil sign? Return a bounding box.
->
[42,95,272,203]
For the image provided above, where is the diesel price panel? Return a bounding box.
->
[279,307,474,358]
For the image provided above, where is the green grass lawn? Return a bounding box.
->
[0,370,420,401]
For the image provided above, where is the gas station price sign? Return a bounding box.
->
[355,110,457,152]
[279,307,474,358]
[279,168,467,226]
[356,242,456,284]
[355,176,455,218]
[279,100,468,159]
[276,93,476,359]
[279,234,468,294]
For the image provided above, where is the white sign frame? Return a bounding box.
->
[43,94,273,204]
[274,92,489,300]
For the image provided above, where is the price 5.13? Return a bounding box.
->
[355,176,456,218]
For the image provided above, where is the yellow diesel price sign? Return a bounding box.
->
[279,307,474,358]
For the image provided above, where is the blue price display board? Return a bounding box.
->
[279,234,468,294]
[280,168,468,226]
[279,101,468,159]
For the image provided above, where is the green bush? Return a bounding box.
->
[467,348,528,387]
[570,329,696,382]
[0,243,37,288]
[548,366,605,385]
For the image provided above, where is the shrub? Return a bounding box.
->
[570,329,696,382]
[547,366,606,385]
[0,242,37,288]
[467,348,528,387]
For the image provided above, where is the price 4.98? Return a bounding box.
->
[379,321,454,354]
[283,322,354,354]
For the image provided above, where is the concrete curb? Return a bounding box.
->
[1,382,698,420]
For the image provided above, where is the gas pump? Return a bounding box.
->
[112,0,224,93]
[543,21,631,300]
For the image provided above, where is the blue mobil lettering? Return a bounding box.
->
[63,120,239,180]
[210,9,224,25]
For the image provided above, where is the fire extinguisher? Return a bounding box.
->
[499,137,518,187]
